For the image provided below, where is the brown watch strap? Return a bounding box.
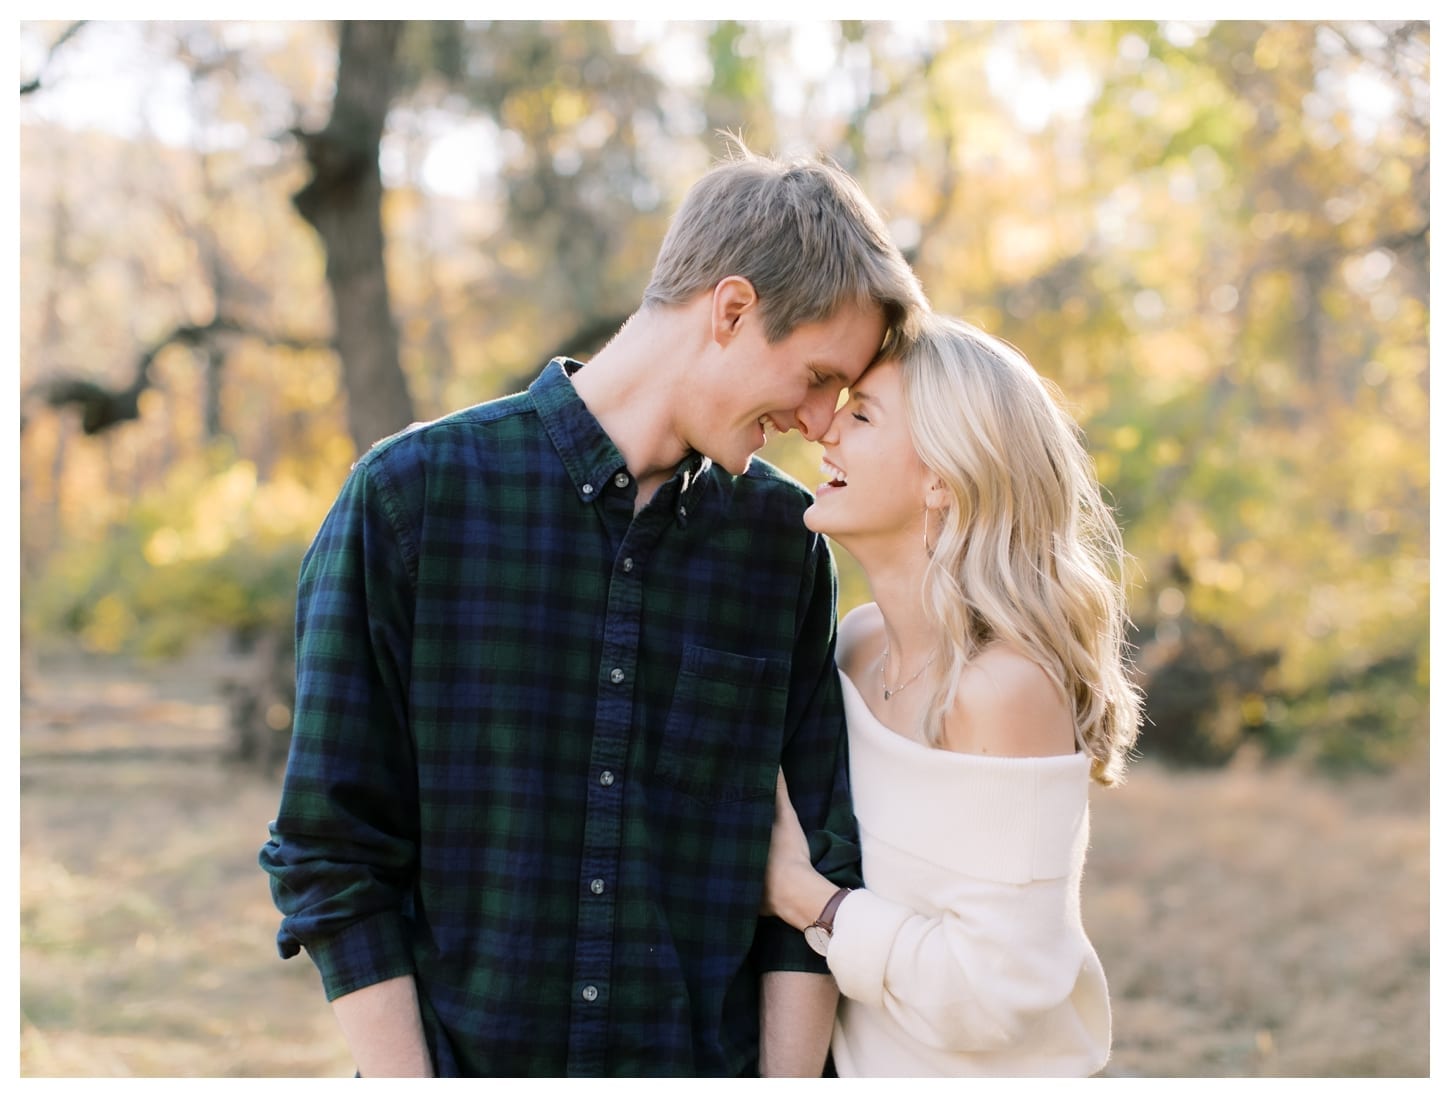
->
[811,886,852,934]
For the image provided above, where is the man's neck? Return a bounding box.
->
[569,305,704,510]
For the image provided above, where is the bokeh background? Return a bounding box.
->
[16,19,1430,1078]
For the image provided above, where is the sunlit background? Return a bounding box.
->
[16,19,1431,1079]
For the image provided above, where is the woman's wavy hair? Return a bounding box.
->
[902,315,1142,786]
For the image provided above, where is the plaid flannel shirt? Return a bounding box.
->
[259,359,861,1077]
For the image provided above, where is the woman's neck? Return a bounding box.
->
[854,539,938,679]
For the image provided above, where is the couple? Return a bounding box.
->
[259,141,1141,1078]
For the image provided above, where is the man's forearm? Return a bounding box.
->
[759,969,838,1077]
[331,974,433,1077]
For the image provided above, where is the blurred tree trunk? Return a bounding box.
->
[293,19,414,454]
[229,21,415,771]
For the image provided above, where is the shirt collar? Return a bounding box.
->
[529,357,713,507]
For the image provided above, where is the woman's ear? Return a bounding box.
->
[711,276,758,346]
[923,476,949,513]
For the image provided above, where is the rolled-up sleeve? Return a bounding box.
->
[258,453,422,1000]
[753,532,863,975]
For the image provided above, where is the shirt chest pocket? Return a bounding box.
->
[655,644,790,804]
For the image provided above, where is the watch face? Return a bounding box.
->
[804,924,830,956]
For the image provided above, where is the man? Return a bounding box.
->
[259,141,928,1077]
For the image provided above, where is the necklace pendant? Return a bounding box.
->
[880,645,935,703]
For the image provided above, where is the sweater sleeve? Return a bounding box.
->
[825,871,1097,1052]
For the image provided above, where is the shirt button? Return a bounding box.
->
[609,668,625,684]
[599,770,615,787]
[614,472,630,489]
[677,505,687,520]
[621,557,634,573]
[581,985,599,1002]
[581,483,594,496]
[590,878,605,895]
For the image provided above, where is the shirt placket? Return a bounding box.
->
[565,476,672,1075]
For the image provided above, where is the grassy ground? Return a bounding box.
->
[17,643,1430,1077]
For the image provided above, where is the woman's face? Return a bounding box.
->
[803,359,935,551]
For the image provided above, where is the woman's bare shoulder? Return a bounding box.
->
[941,645,1077,759]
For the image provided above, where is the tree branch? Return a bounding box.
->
[26,318,330,435]
[19,21,89,97]
[498,311,631,398]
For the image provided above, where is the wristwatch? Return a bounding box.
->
[803,887,852,956]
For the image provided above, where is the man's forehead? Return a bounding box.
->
[809,362,855,386]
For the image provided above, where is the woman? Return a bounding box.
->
[762,314,1142,1077]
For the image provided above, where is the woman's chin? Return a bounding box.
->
[802,499,831,535]
[803,496,847,540]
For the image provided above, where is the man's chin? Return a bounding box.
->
[709,450,755,477]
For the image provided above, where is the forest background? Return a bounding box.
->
[15,18,1432,1079]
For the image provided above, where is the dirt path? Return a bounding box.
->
[19,643,354,1077]
[18,644,1429,1077]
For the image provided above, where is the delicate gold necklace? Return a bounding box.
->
[880,646,935,701]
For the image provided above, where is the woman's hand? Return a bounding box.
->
[762,770,840,930]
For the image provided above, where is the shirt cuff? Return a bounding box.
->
[304,909,417,1001]
[754,915,831,975]
[807,827,864,890]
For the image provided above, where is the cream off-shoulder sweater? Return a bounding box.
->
[827,671,1111,1077]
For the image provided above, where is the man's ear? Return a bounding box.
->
[711,276,758,346]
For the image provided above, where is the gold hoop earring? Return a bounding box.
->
[922,509,935,557]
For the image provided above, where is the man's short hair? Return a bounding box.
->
[642,136,927,361]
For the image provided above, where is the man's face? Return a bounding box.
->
[692,299,888,476]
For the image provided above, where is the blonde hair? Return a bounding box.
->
[902,316,1142,786]
[643,136,927,361]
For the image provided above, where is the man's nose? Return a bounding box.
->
[816,406,846,446]
[794,392,838,442]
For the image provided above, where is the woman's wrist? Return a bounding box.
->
[785,870,847,932]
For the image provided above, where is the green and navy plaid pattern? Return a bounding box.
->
[260,359,861,1077]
